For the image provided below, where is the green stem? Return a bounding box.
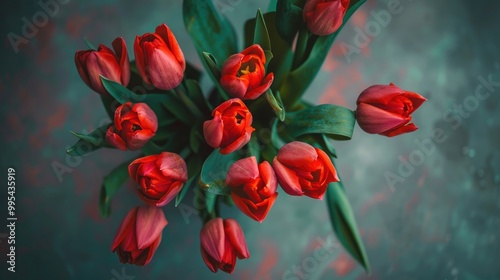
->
[291,25,309,71]
[174,85,205,121]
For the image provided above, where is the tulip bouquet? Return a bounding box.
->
[68,0,426,274]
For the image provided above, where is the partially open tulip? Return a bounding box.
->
[356,83,427,137]
[134,23,185,90]
[303,0,350,36]
[75,37,130,95]
[226,157,278,223]
[106,102,158,151]
[128,152,188,207]
[203,98,255,154]
[111,205,167,266]
[200,218,250,274]
[220,44,274,100]
[273,141,339,199]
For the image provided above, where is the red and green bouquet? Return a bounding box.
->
[68,0,426,274]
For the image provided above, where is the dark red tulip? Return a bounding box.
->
[226,157,278,223]
[303,0,350,36]
[111,205,167,266]
[203,98,255,154]
[220,44,274,100]
[356,83,427,137]
[106,102,158,151]
[134,23,185,90]
[128,152,188,207]
[200,218,250,273]
[273,141,339,199]
[75,37,130,95]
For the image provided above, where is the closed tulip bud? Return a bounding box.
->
[75,37,130,95]
[203,98,255,154]
[111,205,167,266]
[134,23,185,90]
[128,152,188,207]
[220,44,274,100]
[356,83,427,137]
[106,102,158,151]
[273,141,339,199]
[226,157,278,223]
[303,0,350,36]
[200,218,250,274]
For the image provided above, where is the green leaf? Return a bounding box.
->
[279,0,368,108]
[254,9,272,52]
[245,12,293,91]
[183,0,238,64]
[202,52,222,82]
[189,125,203,153]
[283,104,356,140]
[101,76,142,104]
[67,122,112,156]
[267,0,278,12]
[275,0,305,44]
[176,156,203,207]
[205,191,217,214]
[199,149,238,196]
[265,89,285,121]
[84,37,97,50]
[99,159,132,218]
[326,179,370,272]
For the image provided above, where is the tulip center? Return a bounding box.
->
[235,113,244,124]
[132,124,142,131]
[238,61,256,76]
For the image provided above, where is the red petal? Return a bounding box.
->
[223,219,250,259]
[200,218,225,262]
[225,156,259,186]
[111,207,137,251]
[112,37,130,86]
[203,114,224,149]
[272,157,303,196]
[135,206,168,250]
[244,72,274,100]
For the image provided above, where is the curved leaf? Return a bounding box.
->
[283,104,355,140]
[199,149,239,196]
[67,122,112,156]
[254,9,271,52]
[99,159,133,218]
[326,179,370,273]
[276,0,305,44]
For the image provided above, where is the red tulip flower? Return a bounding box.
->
[226,157,278,223]
[220,44,274,100]
[111,205,167,266]
[75,37,130,95]
[273,141,339,199]
[200,218,250,274]
[356,83,427,137]
[134,23,185,90]
[303,0,350,36]
[203,98,255,154]
[128,152,188,207]
[106,102,158,151]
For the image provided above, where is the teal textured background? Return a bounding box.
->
[0,0,499,279]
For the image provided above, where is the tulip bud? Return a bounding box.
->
[226,157,278,223]
[273,141,339,199]
[303,0,350,36]
[220,44,274,100]
[106,102,158,151]
[75,37,130,95]
[200,218,250,274]
[203,98,255,154]
[111,205,167,266]
[355,83,427,137]
[128,152,188,207]
[134,23,186,90]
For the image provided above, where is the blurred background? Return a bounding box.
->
[1,0,499,279]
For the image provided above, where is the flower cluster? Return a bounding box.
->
[70,0,426,275]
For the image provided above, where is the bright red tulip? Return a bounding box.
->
[220,44,274,100]
[134,23,185,90]
[111,205,167,266]
[273,141,339,199]
[106,102,158,151]
[128,152,188,207]
[356,83,427,137]
[75,37,130,95]
[203,98,255,154]
[200,218,250,274]
[225,157,278,223]
[303,0,350,36]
